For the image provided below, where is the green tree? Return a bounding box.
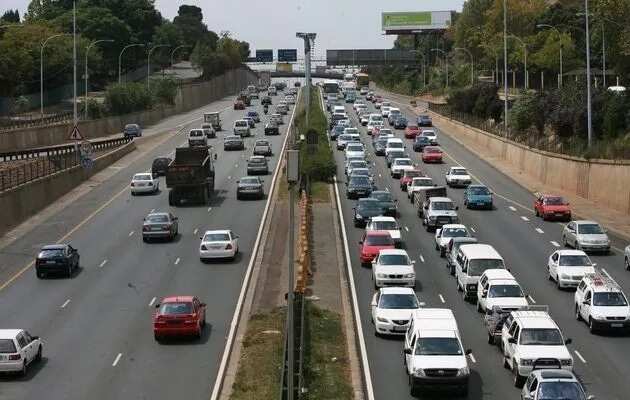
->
[1,9,20,23]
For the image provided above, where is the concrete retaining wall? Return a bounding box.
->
[0,68,258,152]
[0,141,136,236]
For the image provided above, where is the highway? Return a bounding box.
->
[0,82,295,400]
[331,90,630,399]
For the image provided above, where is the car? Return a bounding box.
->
[561,220,610,253]
[360,86,369,95]
[455,244,506,300]
[373,138,388,156]
[336,134,353,150]
[353,198,385,227]
[422,196,459,232]
[346,175,374,199]
[233,119,251,137]
[418,115,433,127]
[385,150,407,168]
[384,138,405,157]
[547,250,596,289]
[435,224,470,257]
[142,212,178,242]
[346,160,369,176]
[534,194,571,221]
[359,230,395,266]
[367,120,384,135]
[399,169,424,191]
[123,123,142,138]
[371,249,416,289]
[188,128,208,147]
[370,287,419,336]
[199,230,239,261]
[270,113,284,125]
[501,309,573,387]
[153,296,206,341]
[387,108,402,124]
[268,86,277,96]
[404,125,420,139]
[246,110,261,123]
[236,176,264,200]
[421,129,438,144]
[359,112,371,126]
[35,244,79,278]
[413,135,431,152]
[242,117,256,129]
[253,139,273,156]
[464,185,493,209]
[407,176,435,202]
[477,269,528,313]
[276,103,289,115]
[151,157,172,176]
[0,329,43,375]
[370,190,398,217]
[201,123,216,138]
[233,100,245,110]
[349,168,373,183]
[131,172,159,195]
[247,156,269,175]
[261,95,272,105]
[422,146,443,163]
[381,106,392,118]
[390,158,415,179]
[343,127,359,136]
[521,369,594,400]
[264,121,280,135]
[365,216,402,246]
[446,237,479,276]
[330,125,345,140]
[345,143,366,160]
[393,116,408,129]
[223,135,245,151]
[445,166,472,187]
[575,272,630,333]
[366,91,374,100]
[285,95,296,104]
[626,245,630,270]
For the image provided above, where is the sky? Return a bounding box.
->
[4,0,465,57]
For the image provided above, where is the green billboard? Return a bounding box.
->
[381,11,451,32]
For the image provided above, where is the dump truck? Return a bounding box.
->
[166,147,216,206]
[203,112,222,131]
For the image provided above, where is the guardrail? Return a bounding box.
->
[0,136,131,162]
[0,111,74,132]
[0,137,131,192]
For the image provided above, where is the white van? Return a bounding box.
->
[385,138,405,157]
[455,244,506,301]
[333,105,346,115]
[404,308,471,396]
[477,269,528,313]
[233,120,251,137]
[187,129,207,147]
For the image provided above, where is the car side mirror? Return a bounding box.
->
[465,349,472,355]
[583,300,590,305]
[236,180,240,183]
[508,337,516,344]
[403,348,412,355]
[481,291,488,298]
[455,206,459,210]
[199,237,203,240]
[370,299,377,307]
[359,240,363,244]
[214,154,218,160]
[565,338,572,345]
[587,395,596,400]
[592,263,597,267]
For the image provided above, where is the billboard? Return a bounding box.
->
[382,11,452,34]
[255,49,273,62]
[326,49,417,66]
[278,49,298,62]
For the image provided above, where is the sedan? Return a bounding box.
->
[417,115,432,127]
[359,230,396,266]
[199,230,239,261]
[353,198,385,227]
[421,146,443,163]
[224,135,245,151]
[261,96,272,105]
[371,249,416,289]
[393,116,408,129]
[0,329,43,375]
[421,129,438,144]
[404,125,420,139]
[562,220,610,253]
[346,175,374,199]
[247,156,269,175]
[153,296,206,341]
[236,176,265,200]
[464,185,493,209]
[534,194,571,221]
[434,224,470,257]
[370,190,398,217]
[265,121,280,135]
[142,212,178,242]
[131,172,159,195]
[413,136,431,152]
[253,139,273,156]
[246,111,261,123]
[548,250,596,289]
[270,113,284,125]
[371,288,419,337]
[151,157,172,176]
[35,244,79,278]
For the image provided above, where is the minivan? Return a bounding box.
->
[455,244,506,301]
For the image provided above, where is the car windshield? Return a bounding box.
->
[519,328,564,345]
[358,201,382,211]
[442,227,468,237]
[423,131,436,136]
[159,302,192,315]
[347,145,364,152]
[387,142,403,149]
[415,337,463,356]
[204,233,230,241]
[544,196,566,205]
[593,292,628,306]
[0,339,17,353]
[431,202,454,211]
[39,248,64,257]
[488,285,523,298]
[134,174,152,181]
[147,215,169,223]
[537,382,586,400]
[372,221,398,231]
[350,161,367,168]
[334,126,345,133]
[379,294,418,309]
[468,259,505,276]
[412,178,433,186]
[416,136,429,143]
[469,186,490,195]
[578,224,604,234]
[378,254,410,265]
[395,159,412,166]
[350,176,370,186]
[371,192,393,202]
[235,121,247,127]
[376,139,388,147]
[338,135,351,141]
[249,158,266,164]
[405,171,422,178]
[389,151,405,159]
[241,178,260,185]
[426,147,441,153]
[559,255,591,266]
[352,169,369,177]
[365,235,394,246]
[452,169,468,175]
[226,136,241,141]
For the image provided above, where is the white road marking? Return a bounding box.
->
[521,216,530,222]
[128,231,134,237]
[468,353,477,363]
[150,208,155,213]
[438,294,445,303]
[574,350,587,364]
[207,207,212,212]
[112,353,122,367]
[601,268,613,280]
[470,227,476,233]
[527,295,536,304]
[235,164,238,168]
[149,297,157,307]
[174,257,180,265]
[535,228,544,234]
[60,299,71,308]
[228,176,231,180]
[193,228,199,235]
[420,255,425,263]
[419,302,426,307]
[550,241,561,247]
[404,226,409,232]
[509,206,517,211]
[379,174,382,177]
[99,259,108,268]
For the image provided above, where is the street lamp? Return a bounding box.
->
[118,43,145,84]
[430,48,449,88]
[84,39,114,119]
[537,24,563,88]
[170,45,192,70]
[584,0,593,147]
[40,33,70,119]
[410,50,426,87]
[147,44,170,89]
[503,0,509,134]
[454,47,474,86]
[509,34,528,90]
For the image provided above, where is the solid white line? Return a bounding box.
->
[174,257,180,265]
[509,206,517,211]
[535,228,544,234]
[521,216,530,222]
[404,226,409,232]
[149,297,157,307]
[528,295,536,304]
[551,241,561,247]
[468,353,477,363]
[439,294,446,303]
[60,299,71,308]
[128,231,134,237]
[574,350,587,364]
[470,227,476,233]
[112,353,122,367]
[420,255,425,263]
[193,228,199,235]
[99,259,107,268]
[601,268,613,280]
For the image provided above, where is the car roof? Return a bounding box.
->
[411,309,458,332]
[41,244,66,250]
[441,224,466,230]
[134,172,152,177]
[556,249,588,256]
[380,287,415,295]
[511,311,557,329]
[451,166,467,170]
[537,369,578,380]
[430,197,452,202]
[379,249,408,256]
[146,212,169,217]
[366,230,391,237]
[458,244,502,259]
[574,220,599,225]
[468,184,487,188]
[370,216,396,222]
[482,269,515,281]
[162,296,195,303]
[0,329,23,339]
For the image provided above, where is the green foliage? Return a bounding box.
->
[104,82,153,115]
[510,91,545,133]
[150,77,178,105]
[1,9,20,23]
[602,92,629,138]
[449,83,500,120]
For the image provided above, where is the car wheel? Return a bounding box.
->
[513,365,525,388]
[556,277,562,290]
[456,280,462,292]
[575,304,582,321]
[154,333,162,342]
[435,242,439,251]
[36,270,45,279]
[503,355,510,369]
[562,235,568,247]
[440,248,446,258]
[408,375,418,397]
[589,318,597,334]
[35,346,42,362]
[67,265,73,278]
[535,209,539,217]
[487,332,495,345]
[476,301,483,313]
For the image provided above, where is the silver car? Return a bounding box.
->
[142,212,178,242]
[562,220,610,253]
[625,245,630,270]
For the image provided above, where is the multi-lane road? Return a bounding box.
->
[0,82,295,400]
[331,89,630,399]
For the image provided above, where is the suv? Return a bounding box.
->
[201,123,216,138]
[187,129,208,147]
[500,308,573,387]
[574,272,630,333]
[123,123,142,138]
[422,196,459,232]
[477,269,528,313]
[446,237,478,276]
[0,329,43,375]
[455,244,506,301]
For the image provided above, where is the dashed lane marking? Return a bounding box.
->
[438,294,445,303]
[527,295,536,304]
[193,228,199,235]
[174,257,180,265]
[470,227,476,233]
[420,255,425,263]
[535,228,544,234]
[99,259,108,268]
[404,226,409,232]
[150,208,155,213]
[128,231,134,237]
[149,297,157,307]
[468,353,477,363]
[207,207,212,212]
[574,350,587,364]
[112,353,122,367]
[550,241,561,247]
[60,299,71,308]
[521,216,530,222]
[509,206,517,212]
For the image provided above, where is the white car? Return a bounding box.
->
[421,129,438,144]
[435,224,470,257]
[407,176,435,201]
[199,230,239,261]
[345,143,365,160]
[371,249,416,288]
[477,269,528,313]
[575,272,630,333]
[130,172,159,195]
[366,216,402,245]
[359,112,371,126]
[381,105,392,118]
[233,119,251,137]
[353,101,366,111]
[270,113,284,125]
[187,128,208,147]
[445,167,472,187]
[547,250,596,289]
[0,329,42,375]
[284,95,296,104]
[371,287,420,336]
[384,138,405,157]
[390,158,415,178]
[345,159,369,176]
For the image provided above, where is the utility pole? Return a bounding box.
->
[170,45,192,70]
[72,0,77,128]
[601,22,606,88]
[585,0,593,147]
[85,39,114,119]
[454,47,474,86]
[296,32,316,127]
[147,44,170,89]
[40,33,67,119]
[118,43,145,84]
[536,24,563,88]
[503,0,509,134]
[430,48,448,88]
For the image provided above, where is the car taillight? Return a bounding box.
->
[225,243,233,250]
[201,245,208,251]
[9,354,21,360]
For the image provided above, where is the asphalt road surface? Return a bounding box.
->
[0,80,298,400]
[331,90,630,400]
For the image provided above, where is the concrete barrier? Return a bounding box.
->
[0,141,136,236]
[0,68,259,152]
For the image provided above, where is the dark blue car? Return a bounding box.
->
[246,111,260,123]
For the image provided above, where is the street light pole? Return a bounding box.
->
[536,24,563,88]
[170,45,192,70]
[84,39,114,120]
[430,48,448,88]
[503,0,509,134]
[40,33,68,119]
[585,0,593,147]
[601,22,606,88]
[147,44,170,89]
[118,43,145,84]
[72,0,77,128]
[454,47,474,86]
[510,35,528,89]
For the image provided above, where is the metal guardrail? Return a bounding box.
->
[0,136,131,162]
[0,137,131,192]
[0,111,74,132]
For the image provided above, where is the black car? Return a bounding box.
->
[265,121,280,135]
[224,135,245,151]
[418,115,433,127]
[261,96,272,106]
[236,176,264,200]
[247,156,269,175]
[394,117,408,129]
[373,138,388,156]
[330,125,345,140]
[386,150,407,167]
[346,175,374,199]
[151,157,172,176]
[35,244,79,278]
[353,198,386,227]
[413,136,431,152]
[370,190,398,217]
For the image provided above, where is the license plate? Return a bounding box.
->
[46,260,56,264]
[210,245,223,249]
[151,227,161,231]
[393,326,407,332]
[611,323,623,328]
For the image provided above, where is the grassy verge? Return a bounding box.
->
[303,302,353,400]
[230,307,285,400]
[310,181,330,203]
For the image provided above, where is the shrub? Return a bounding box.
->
[151,78,179,105]
[510,92,545,133]
[105,82,153,115]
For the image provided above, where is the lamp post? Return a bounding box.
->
[410,50,426,87]
[118,43,145,84]
[584,0,593,147]
[147,44,170,89]
[454,47,474,86]
[430,48,449,88]
[170,45,192,69]
[84,39,114,119]
[509,34,528,90]
[40,33,69,119]
[537,24,563,88]
[503,0,509,133]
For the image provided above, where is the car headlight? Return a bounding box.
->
[413,368,425,377]
[376,317,388,323]
[456,366,470,377]
[519,359,535,367]
[405,273,415,278]
[560,274,570,279]
[590,312,604,321]
[560,358,573,367]
[429,216,437,220]
[377,273,387,278]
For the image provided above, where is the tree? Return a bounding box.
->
[453,0,494,62]
[1,9,20,23]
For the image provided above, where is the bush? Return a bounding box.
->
[510,92,545,133]
[105,82,153,115]
[151,78,178,105]
[449,83,499,119]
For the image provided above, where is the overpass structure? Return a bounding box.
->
[269,70,343,79]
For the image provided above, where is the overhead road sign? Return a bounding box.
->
[278,49,298,62]
[326,49,417,66]
[382,11,453,34]
[255,49,273,63]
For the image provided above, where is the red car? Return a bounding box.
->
[534,194,572,221]
[404,125,420,139]
[372,95,382,104]
[153,296,206,341]
[233,100,245,110]
[359,230,395,266]
[399,168,424,191]
[422,146,443,163]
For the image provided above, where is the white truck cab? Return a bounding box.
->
[477,269,528,313]
[455,244,506,301]
[574,272,630,333]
